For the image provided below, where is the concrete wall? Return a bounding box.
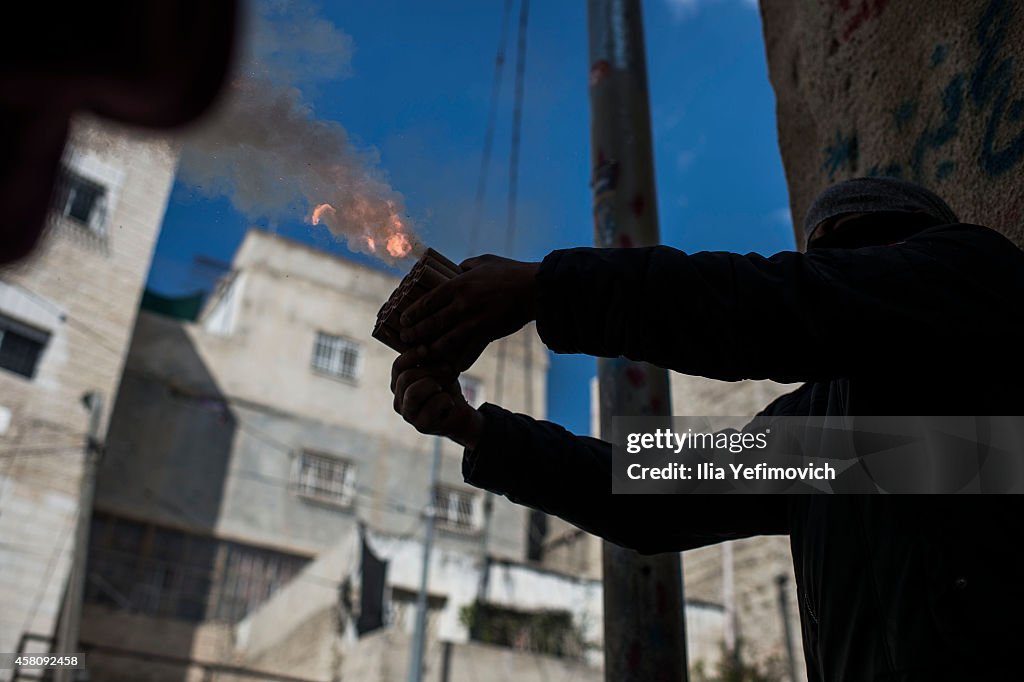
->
[238,528,606,660]
[338,630,601,682]
[80,604,235,682]
[760,0,1024,248]
[0,119,175,660]
[237,527,727,681]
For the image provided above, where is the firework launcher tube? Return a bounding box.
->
[372,248,463,353]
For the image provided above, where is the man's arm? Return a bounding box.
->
[534,224,1024,383]
[389,342,791,553]
[401,224,1024,383]
[463,403,790,554]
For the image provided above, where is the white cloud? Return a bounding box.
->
[673,135,705,173]
[664,0,758,22]
[676,149,698,172]
[768,207,792,226]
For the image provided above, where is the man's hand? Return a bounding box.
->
[391,347,484,449]
[399,254,540,371]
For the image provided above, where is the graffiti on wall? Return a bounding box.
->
[822,0,1024,185]
[832,0,892,44]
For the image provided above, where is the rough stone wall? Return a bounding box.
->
[761,0,1024,247]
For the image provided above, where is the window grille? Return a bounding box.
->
[311,332,361,381]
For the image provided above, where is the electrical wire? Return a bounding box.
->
[493,0,531,408]
[467,0,517,258]
[142,373,448,520]
[18,505,77,640]
[0,444,83,459]
[0,278,125,359]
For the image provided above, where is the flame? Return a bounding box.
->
[310,203,336,225]
[386,232,413,258]
[308,200,415,260]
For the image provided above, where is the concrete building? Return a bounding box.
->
[0,120,177,669]
[234,525,608,682]
[230,513,730,682]
[79,230,551,679]
[78,230,738,680]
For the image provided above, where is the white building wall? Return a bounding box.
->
[238,526,726,681]
[0,119,176,662]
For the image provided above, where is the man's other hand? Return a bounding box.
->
[391,347,484,449]
[399,254,540,371]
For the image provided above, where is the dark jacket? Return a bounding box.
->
[463,223,1024,682]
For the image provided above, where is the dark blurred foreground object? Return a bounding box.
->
[0,1,238,265]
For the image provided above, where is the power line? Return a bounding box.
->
[230,419,443,517]
[19,504,77,640]
[493,0,531,407]
[0,278,125,359]
[144,376,448,518]
[96,487,428,594]
[505,0,530,258]
[0,444,83,460]
[467,0,516,258]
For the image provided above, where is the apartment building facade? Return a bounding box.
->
[79,230,549,679]
[0,121,177,668]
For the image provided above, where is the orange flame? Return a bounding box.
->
[386,233,413,258]
[308,200,415,260]
[310,203,336,225]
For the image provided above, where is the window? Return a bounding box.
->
[55,168,108,235]
[214,542,309,622]
[294,450,356,506]
[86,514,217,622]
[86,512,309,623]
[0,314,49,379]
[464,602,583,659]
[432,485,480,532]
[387,587,446,636]
[459,375,484,408]
[526,510,549,562]
[311,332,361,381]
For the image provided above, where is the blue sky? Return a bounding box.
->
[149,0,794,437]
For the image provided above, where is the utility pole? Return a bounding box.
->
[587,1,689,680]
[775,574,799,682]
[407,436,442,682]
[54,391,103,682]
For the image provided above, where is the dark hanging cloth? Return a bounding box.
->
[355,533,388,636]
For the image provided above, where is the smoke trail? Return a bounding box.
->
[178,0,419,261]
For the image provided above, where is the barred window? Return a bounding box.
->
[432,485,480,532]
[311,332,361,381]
[214,542,309,622]
[85,513,309,623]
[0,314,49,379]
[55,168,108,236]
[294,450,355,506]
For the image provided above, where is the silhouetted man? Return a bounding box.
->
[391,177,1024,682]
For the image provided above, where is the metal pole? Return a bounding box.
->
[407,436,442,682]
[587,1,689,680]
[723,541,737,656]
[54,391,103,682]
[775,574,800,682]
